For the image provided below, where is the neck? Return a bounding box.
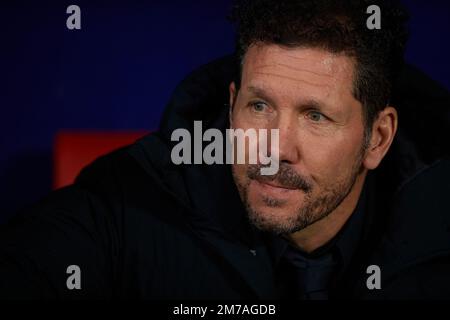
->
[286,171,367,254]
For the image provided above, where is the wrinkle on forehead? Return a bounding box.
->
[253,71,332,90]
[259,63,334,78]
[243,44,354,95]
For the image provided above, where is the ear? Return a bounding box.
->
[363,106,398,170]
[229,82,237,127]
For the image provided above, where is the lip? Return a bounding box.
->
[252,179,298,196]
[257,180,297,190]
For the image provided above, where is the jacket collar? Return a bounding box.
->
[129,132,278,298]
[264,172,371,280]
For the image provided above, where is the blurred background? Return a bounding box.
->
[0,0,449,223]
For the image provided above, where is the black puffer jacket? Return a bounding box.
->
[0,56,449,299]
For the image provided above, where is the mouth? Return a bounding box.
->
[255,179,297,190]
[252,179,299,197]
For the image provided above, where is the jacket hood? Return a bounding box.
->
[130,56,257,245]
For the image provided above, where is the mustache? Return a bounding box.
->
[247,163,313,193]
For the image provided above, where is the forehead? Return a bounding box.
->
[241,44,356,101]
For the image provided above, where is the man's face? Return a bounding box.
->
[230,44,368,235]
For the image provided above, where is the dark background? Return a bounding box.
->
[0,0,449,222]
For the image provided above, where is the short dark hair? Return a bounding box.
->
[230,0,409,139]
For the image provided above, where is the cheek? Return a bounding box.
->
[231,115,271,164]
[302,133,362,181]
[232,163,248,184]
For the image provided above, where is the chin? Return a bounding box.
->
[246,199,303,234]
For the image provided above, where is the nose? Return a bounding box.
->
[276,118,301,165]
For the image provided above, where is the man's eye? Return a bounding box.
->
[306,111,326,122]
[249,102,269,113]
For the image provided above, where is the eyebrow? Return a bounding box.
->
[247,85,276,106]
[246,85,331,111]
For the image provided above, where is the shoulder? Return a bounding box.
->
[73,137,190,233]
[388,157,450,248]
[362,158,450,298]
